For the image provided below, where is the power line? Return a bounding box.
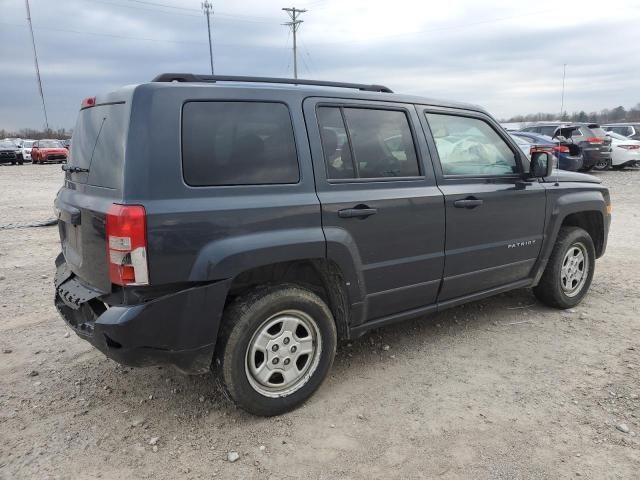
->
[282,7,307,79]
[87,0,278,23]
[24,0,49,131]
[202,1,214,74]
[1,20,202,44]
[123,0,277,23]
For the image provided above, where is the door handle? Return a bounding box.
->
[338,205,378,218]
[453,198,483,209]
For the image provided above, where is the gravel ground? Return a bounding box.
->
[0,164,639,480]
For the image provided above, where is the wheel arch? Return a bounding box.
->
[226,258,352,341]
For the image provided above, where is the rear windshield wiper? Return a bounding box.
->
[62,165,89,173]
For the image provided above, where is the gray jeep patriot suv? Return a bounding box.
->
[54,73,611,416]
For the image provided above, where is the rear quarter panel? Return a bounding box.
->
[125,84,325,285]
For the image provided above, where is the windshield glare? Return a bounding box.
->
[0,141,18,149]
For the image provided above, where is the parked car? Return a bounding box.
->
[54,73,611,416]
[60,139,71,149]
[604,123,640,141]
[510,131,583,171]
[32,139,68,164]
[606,131,640,168]
[508,133,558,169]
[21,139,35,161]
[0,140,24,165]
[521,123,611,171]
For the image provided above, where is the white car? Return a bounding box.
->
[21,139,35,161]
[606,132,640,169]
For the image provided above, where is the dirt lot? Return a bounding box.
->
[0,164,638,479]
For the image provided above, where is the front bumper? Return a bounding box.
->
[54,259,230,374]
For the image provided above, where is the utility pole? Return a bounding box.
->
[282,7,306,79]
[560,63,567,119]
[202,1,214,74]
[25,0,49,131]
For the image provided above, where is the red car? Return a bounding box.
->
[32,139,68,164]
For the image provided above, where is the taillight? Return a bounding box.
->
[553,145,570,153]
[81,96,96,109]
[586,137,603,144]
[619,145,640,150]
[105,204,149,286]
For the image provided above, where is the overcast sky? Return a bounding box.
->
[1,0,639,130]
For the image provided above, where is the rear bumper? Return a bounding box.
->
[558,154,583,172]
[54,260,230,374]
[581,148,611,168]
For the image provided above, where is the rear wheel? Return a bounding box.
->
[215,284,337,416]
[533,227,595,309]
[593,158,610,170]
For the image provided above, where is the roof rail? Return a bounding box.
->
[151,73,393,93]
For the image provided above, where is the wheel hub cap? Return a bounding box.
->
[560,242,588,297]
[245,310,321,397]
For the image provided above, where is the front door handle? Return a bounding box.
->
[453,198,483,209]
[338,205,378,218]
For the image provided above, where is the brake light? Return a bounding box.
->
[105,204,149,286]
[81,96,96,109]
[553,145,570,153]
[586,137,603,144]
[619,145,640,150]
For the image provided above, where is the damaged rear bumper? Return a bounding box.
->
[54,259,230,374]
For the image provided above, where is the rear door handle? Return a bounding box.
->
[338,206,378,218]
[453,198,483,209]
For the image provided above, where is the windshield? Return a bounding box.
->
[0,141,17,149]
[23,140,34,147]
[38,140,62,148]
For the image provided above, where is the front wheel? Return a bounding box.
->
[533,227,596,309]
[215,284,337,416]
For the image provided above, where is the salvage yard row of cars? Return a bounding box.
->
[2,122,640,171]
[0,138,69,165]
[504,122,640,172]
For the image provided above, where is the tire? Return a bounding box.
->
[533,226,596,309]
[593,159,609,170]
[215,284,337,416]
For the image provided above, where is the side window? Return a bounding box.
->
[317,106,420,179]
[426,113,518,176]
[182,101,299,186]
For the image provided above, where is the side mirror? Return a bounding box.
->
[530,150,554,178]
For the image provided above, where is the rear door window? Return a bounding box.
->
[317,106,420,179]
[182,101,299,186]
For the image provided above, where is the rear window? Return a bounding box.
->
[70,103,127,189]
[182,101,299,186]
[589,127,607,137]
[539,126,557,137]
